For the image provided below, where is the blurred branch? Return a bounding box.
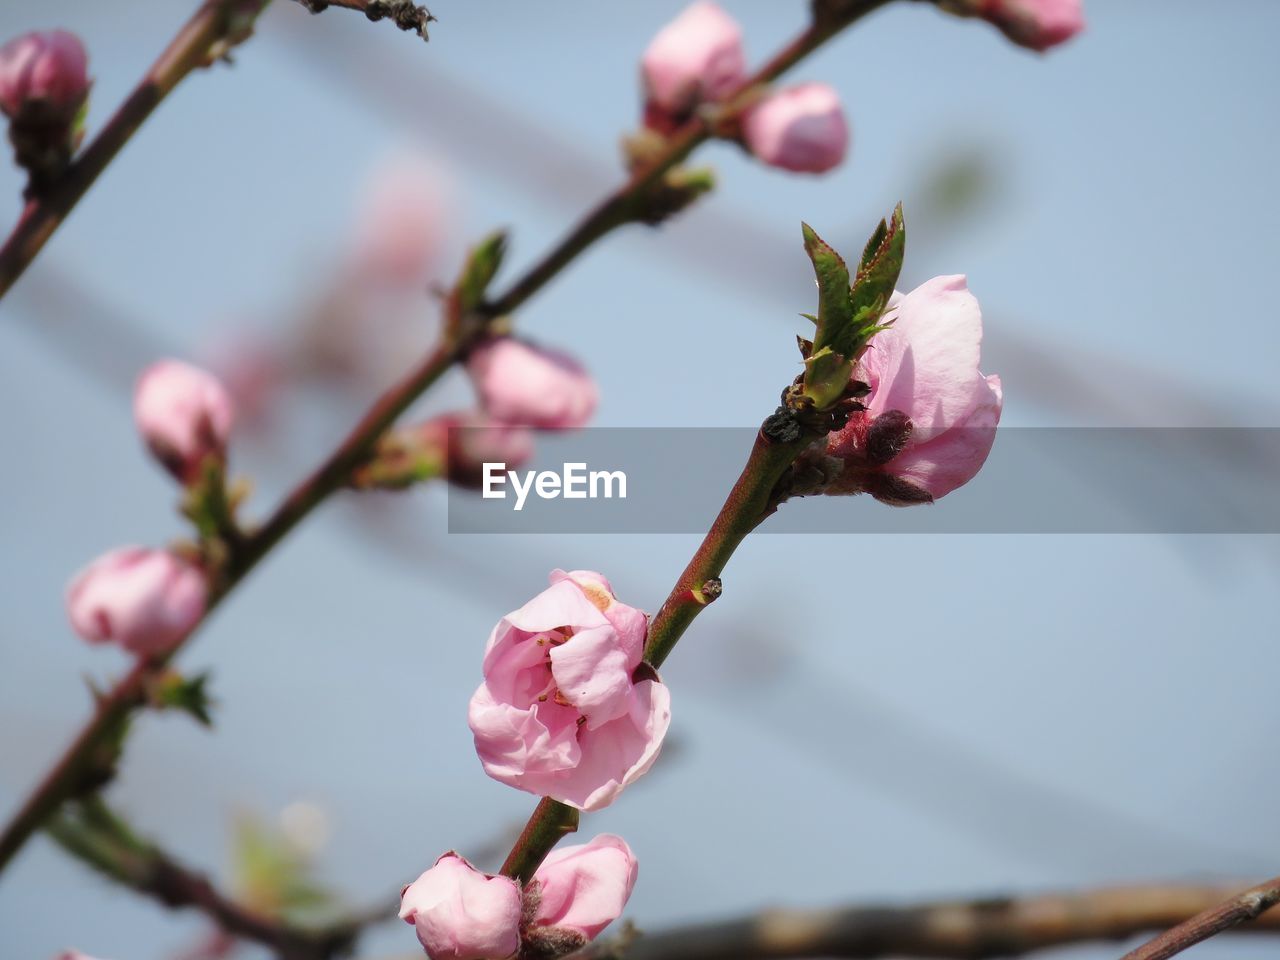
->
[46,797,394,960]
[1117,876,1280,960]
[576,884,1280,960]
[0,0,894,879]
[292,0,435,40]
[0,0,272,305]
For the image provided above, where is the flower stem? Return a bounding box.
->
[0,0,273,304]
[499,797,580,883]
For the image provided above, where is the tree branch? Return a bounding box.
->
[292,0,436,41]
[1116,876,1280,960]
[0,0,272,304]
[574,884,1280,960]
[46,797,394,960]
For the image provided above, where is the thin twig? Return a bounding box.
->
[1116,876,1280,960]
[292,0,436,40]
[46,798,393,960]
[570,883,1280,960]
[0,0,272,304]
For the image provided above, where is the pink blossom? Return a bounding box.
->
[0,30,88,118]
[467,338,597,431]
[134,359,234,482]
[641,2,745,121]
[424,411,535,490]
[468,570,670,811]
[348,154,449,287]
[742,83,849,174]
[399,853,522,960]
[66,547,207,656]
[825,276,1002,503]
[980,0,1084,51]
[529,834,637,942]
[55,952,109,960]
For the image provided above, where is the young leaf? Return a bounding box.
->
[801,222,853,352]
[451,230,508,319]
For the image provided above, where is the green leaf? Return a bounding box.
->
[801,222,853,353]
[849,203,905,341]
[151,671,215,727]
[454,230,508,316]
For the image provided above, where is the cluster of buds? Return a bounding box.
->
[65,360,236,658]
[400,836,636,960]
[0,29,89,191]
[640,2,849,174]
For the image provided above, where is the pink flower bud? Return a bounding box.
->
[641,2,745,122]
[825,276,1003,503]
[66,547,207,656]
[426,411,535,490]
[399,852,523,960]
[468,570,670,811]
[56,952,108,960]
[466,338,597,431]
[742,83,849,175]
[0,30,88,118]
[134,359,234,483]
[980,0,1084,51]
[529,835,637,943]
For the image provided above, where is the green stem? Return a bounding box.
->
[499,797,580,883]
[0,0,273,304]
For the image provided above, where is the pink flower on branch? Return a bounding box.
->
[134,359,234,484]
[824,276,1002,504]
[742,82,850,175]
[978,0,1085,52]
[0,30,88,118]
[527,834,637,947]
[641,1,745,127]
[468,571,670,811]
[466,338,597,431]
[399,853,523,960]
[66,547,207,656]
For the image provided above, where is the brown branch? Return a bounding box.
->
[0,0,272,304]
[574,884,1280,960]
[291,0,435,40]
[1116,876,1280,960]
[46,798,395,960]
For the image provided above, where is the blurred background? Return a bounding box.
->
[2,1,1279,958]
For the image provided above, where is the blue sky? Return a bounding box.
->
[1,2,1278,958]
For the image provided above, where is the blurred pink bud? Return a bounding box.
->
[826,275,1003,503]
[399,852,522,960]
[980,0,1084,51]
[425,412,535,490]
[529,834,637,943]
[467,338,597,431]
[204,333,283,431]
[349,155,449,288]
[55,952,108,960]
[66,547,207,656]
[641,2,745,122]
[468,570,670,811]
[742,83,849,174]
[0,30,88,118]
[134,359,234,483]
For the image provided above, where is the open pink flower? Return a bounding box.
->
[468,570,670,811]
[825,276,1002,504]
[467,338,597,431]
[529,834,637,943]
[134,359,234,483]
[641,2,744,122]
[400,853,522,960]
[0,30,88,118]
[980,0,1084,51]
[742,83,849,174]
[66,547,207,656]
